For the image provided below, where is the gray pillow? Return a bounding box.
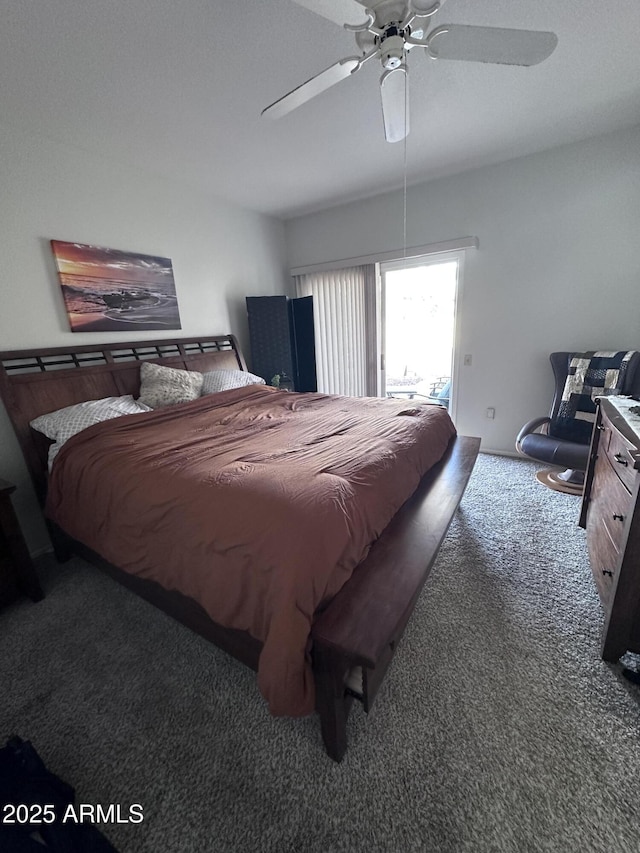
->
[201,369,266,395]
[30,395,152,467]
[138,361,203,409]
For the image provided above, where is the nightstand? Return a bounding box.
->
[0,478,44,607]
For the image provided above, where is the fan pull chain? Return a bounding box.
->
[402,57,408,267]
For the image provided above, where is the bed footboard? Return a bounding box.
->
[312,434,480,762]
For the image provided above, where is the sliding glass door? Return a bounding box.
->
[295,251,463,417]
[380,253,462,417]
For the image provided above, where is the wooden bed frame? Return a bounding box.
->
[0,333,480,761]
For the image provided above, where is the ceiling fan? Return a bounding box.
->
[261,0,558,143]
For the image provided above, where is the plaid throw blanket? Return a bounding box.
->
[554,351,636,443]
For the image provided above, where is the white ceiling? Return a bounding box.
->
[2,0,639,220]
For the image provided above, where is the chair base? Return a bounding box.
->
[535,468,584,496]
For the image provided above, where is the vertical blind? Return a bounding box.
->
[295,265,377,397]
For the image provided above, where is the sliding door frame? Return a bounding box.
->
[379,250,465,422]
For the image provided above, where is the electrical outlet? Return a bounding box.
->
[486,407,495,419]
[463,354,472,366]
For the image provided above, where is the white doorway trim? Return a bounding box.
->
[379,250,465,423]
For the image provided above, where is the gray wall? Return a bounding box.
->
[285,124,640,456]
[0,125,290,552]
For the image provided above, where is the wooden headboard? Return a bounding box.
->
[0,334,246,504]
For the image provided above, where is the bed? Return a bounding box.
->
[0,333,480,760]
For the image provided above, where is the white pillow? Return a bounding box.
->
[201,369,266,395]
[30,395,151,467]
[138,361,203,409]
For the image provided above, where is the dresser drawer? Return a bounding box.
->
[588,450,632,554]
[601,413,640,492]
[585,445,634,608]
[586,507,619,606]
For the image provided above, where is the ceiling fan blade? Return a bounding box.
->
[262,57,361,121]
[291,0,372,28]
[380,65,409,143]
[427,24,558,66]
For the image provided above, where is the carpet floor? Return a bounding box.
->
[2,453,640,853]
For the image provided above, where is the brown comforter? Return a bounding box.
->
[46,385,456,716]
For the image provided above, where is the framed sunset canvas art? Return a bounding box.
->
[51,240,182,332]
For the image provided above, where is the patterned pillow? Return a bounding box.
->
[138,361,203,409]
[30,396,151,467]
[201,369,266,395]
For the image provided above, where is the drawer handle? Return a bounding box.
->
[601,568,613,577]
[612,513,625,522]
[614,453,628,467]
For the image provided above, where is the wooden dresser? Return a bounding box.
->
[580,398,640,660]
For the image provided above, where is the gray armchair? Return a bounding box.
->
[516,351,640,493]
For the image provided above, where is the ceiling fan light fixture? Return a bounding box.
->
[381,34,406,69]
[380,64,409,143]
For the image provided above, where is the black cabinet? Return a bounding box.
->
[246,295,317,392]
